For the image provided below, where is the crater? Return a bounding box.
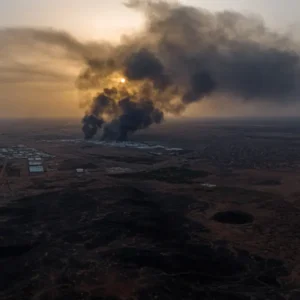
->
[212,210,254,224]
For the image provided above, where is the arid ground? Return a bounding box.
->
[1,118,300,299]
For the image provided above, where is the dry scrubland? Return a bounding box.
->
[1,118,300,299]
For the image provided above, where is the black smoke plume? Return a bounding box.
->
[112,97,164,141]
[76,0,300,140]
[82,114,103,140]
[82,87,164,140]
[2,1,300,137]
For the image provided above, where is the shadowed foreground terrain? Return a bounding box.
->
[2,118,300,299]
[0,185,291,299]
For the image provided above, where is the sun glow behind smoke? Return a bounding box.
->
[77,0,300,141]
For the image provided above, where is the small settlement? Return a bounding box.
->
[0,145,52,177]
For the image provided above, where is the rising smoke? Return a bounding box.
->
[78,0,300,140]
[1,1,300,138]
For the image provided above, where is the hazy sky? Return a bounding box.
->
[1,0,300,118]
[0,0,299,41]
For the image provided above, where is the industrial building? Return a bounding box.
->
[27,157,44,175]
[29,165,44,174]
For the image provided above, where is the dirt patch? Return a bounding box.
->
[58,159,98,171]
[102,155,163,165]
[110,167,211,183]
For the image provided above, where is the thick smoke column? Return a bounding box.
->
[81,81,164,140]
[2,1,300,137]
[82,115,104,140]
[78,0,300,140]
[112,97,164,141]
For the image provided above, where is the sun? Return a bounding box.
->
[120,78,126,83]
